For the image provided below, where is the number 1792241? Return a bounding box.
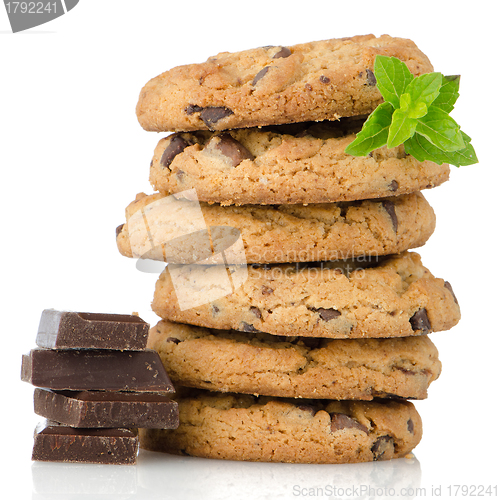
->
[5,2,58,14]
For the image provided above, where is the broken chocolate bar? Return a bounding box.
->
[32,421,138,464]
[36,309,149,350]
[34,388,179,429]
[21,348,175,392]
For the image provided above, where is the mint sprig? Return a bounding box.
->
[345,56,477,167]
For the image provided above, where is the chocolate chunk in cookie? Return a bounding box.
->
[160,134,191,169]
[382,200,398,232]
[200,107,234,128]
[371,435,394,460]
[330,413,369,434]
[365,69,377,86]
[313,308,341,321]
[410,309,431,333]
[252,67,271,86]
[273,46,292,59]
[444,281,458,304]
[212,134,255,167]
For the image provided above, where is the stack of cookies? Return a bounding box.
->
[116,34,461,463]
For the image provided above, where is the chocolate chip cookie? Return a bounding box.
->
[136,34,433,132]
[139,390,422,463]
[149,121,449,205]
[116,191,436,264]
[151,251,460,338]
[148,320,441,400]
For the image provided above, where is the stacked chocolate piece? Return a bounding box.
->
[22,310,178,464]
[116,34,461,463]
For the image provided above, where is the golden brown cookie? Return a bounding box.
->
[139,390,422,463]
[148,121,449,205]
[151,252,460,339]
[148,320,441,400]
[116,191,436,264]
[136,34,433,132]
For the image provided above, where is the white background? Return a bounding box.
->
[1,1,498,498]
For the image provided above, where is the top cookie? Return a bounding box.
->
[136,34,433,132]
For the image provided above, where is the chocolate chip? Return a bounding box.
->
[312,308,341,321]
[305,83,313,91]
[371,435,394,460]
[250,306,262,319]
[407,418,414,434]
[115,224,124,238]
[185,104,203,115]
[240,322,263,333]
[166,337,181,344]
[319,309,341,321]
[213,133,255,167]
[444,281,458,304]
[252,66,270,86]
[261,286,274,295]
[330,413,369,434]
[410,309,431,333]
[320,75,330,84]
[389,180,399,192]
[200,107,234,128]
[212,305,220,316]
[273,46,291,59]
[365,69,377,86]
[395,367,417,376]
[160,134,190,169]
[297,405,316,415]
[382,200,398,232]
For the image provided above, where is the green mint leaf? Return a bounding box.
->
[373,55,414,108]
[404,131,478,167]
[404,72,442,108]
[408,101,428,119]
[416,106,465,151]
[387,105,417,148]
[432,75,460,112]
[399,93,428,119]
[344,102,393,156]
[345,55,477,167]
